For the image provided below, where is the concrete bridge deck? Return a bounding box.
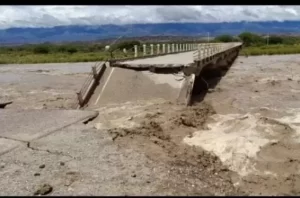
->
[77,42,243,109]
[113,51,196,68]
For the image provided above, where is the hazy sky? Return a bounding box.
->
[0,6,299,29]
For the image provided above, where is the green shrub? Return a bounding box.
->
[214,34,234,43]
[33,45,50,54]
[67,47,78,54]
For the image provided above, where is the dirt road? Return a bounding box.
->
[1,55,300,195]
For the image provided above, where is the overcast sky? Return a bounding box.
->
[0,6,299,29]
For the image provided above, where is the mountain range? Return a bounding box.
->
[1,20,300,45]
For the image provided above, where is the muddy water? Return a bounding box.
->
[0,62,96,109]
[184,54,300,195]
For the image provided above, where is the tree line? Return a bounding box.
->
[214,32,300,46]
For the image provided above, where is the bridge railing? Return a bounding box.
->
[105,43,201,61]
[76,61,106,108]
[193,42,243,61]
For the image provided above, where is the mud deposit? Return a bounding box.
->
[0,63,92,109]
[105,102,242,195]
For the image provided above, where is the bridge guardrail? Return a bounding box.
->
[193,42,243,61]
[76,61,106,108]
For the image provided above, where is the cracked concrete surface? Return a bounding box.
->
[0,109,98,142]
[0,121,173,196]
[0,109,98,156]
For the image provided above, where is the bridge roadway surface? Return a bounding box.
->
[115,50,196,67]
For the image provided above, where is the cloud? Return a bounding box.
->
[0,6,300,29]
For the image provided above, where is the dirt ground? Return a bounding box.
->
[1,54,300,195]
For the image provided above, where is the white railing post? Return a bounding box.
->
[92,66,97,79]
[175,44,178,52]
[143,44,146,56]
[167,44,171,53]
[77,92,84,107]
[180,44,182,51]
[207,44,210,56]
[134,45,138,57]
[150,44,154,55]
[172,44,175,53]
[157,44,160,54]
[197,44,201,60]
[162,44,166,54]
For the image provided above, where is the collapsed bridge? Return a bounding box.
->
[77,42,243,109]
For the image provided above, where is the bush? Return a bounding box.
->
[67,47,78,54]
[57,45,67,53]
[268,36,283,45]
[33,45,50,54]
[214,34,234,42]
[114,40,142,51]
[238,32,264,47]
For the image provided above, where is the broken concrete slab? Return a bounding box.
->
[0,109,98,142]
[86,67,188,108]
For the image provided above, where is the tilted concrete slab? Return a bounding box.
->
[86,67,191,109]
[0,109,98,142]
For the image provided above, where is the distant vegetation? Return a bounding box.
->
[1,32,300,64]
[214,32,300,56]
[0,39,203,64]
